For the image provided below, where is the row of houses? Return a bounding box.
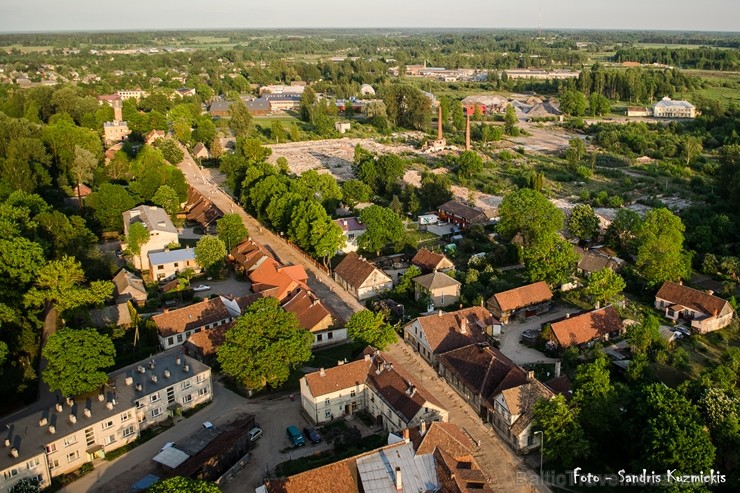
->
[0,350,212,493]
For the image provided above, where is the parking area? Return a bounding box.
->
[497,305,574,365]
[192,273,252,299]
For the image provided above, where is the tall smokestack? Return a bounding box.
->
[437,105,443,141]
[465,112,471,151]
[113,99,123,122]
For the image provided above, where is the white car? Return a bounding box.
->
[160,442,175,452]
[192,284,211,292]
[202,421,215,431]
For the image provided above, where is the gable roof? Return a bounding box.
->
[413,421,476,457]
[488,281,553,312]
[192,142,208,156]
[112,268,146,300]
[231,238,274,272]
[412,248,455,272]
[334,252,390,290]
[281,288,333,332]
[89,303,132,328]
[334,217,366,233]
[549,305,623,347]
[303,358,373,397]
[437,201,487,223]
[249,260,309,301]
[410,307,494,355]
[185,187,223,228]
[184,323,231,357]
[544,375,573,399]
[151,296,235,337]
[437,343,526,401]
[72,183,92,197]
[123,205,177,234]
[433,448,494,493]
[656,281,732,318]
[574,246,623,273]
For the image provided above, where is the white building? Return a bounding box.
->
[116,89,149,101]
[333,217,366,254]
[122,206,179,271]
[653,97,696,118]
[148,247,201,282]
[0,350,211,492]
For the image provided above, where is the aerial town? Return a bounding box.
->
[0,3,738,493]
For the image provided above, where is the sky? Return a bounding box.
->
[0,0,738,33]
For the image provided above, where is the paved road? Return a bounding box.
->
[498,306,573,365]
[384,341,547,493]
[176,148,365,323]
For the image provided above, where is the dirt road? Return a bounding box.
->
[177,148,364,323]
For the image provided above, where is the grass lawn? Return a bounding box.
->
[1,44,55,52]
[253,115,302,129]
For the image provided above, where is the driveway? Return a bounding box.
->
[192,272,251,299]
[497,305,573,365]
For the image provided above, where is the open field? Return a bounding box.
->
[1,44,55,53]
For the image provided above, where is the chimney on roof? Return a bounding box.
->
[565,313,570,319]
[319,368,325,377]
[460,318,467,334]
[438,310,443,317]
[364,353,371,361]
[163,308,168,313]
[678,280,683,285]
[554,360,561,378]
[527,371,535,382]
[395,467,402,492]
[402,428,410,443]
[707,290,714,296]
[420,420,427,436]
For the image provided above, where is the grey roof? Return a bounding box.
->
[209,101,232,113]
[153,446,190,469]
[242,97,270,112]
[413,272,460,291]
[654,97,694,109]
[89,303,132,328]
[148,248,196,266]
[112,269,146,300]
[437,200,487,223]
[0,349,210,473]
[123,205,177,234]
[356,441,438,493]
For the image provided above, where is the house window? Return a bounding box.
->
[173,262,179,268]
[181,380,192,390]
[196,374,206,384]
[120,411,132,422]
[151,408,162,418]
[150,393,160,402]
[157,265,164,270]
[26,458,40,469]
[49,459,60,470]
[316,334,323,342]
[135,400,144,409]
[168,337,174,346]
[350,390,356,398]
[198,387,209,397]
[66,451,80,463]
[177,334,183,342]
[64,436,77,447]
[45,444,56,454]
[325,410,332,419]
[104,434,116,445]
[102,420,114,430]
[325,398,330,407]
[327,332,333,340]
[182,394,193,404]
[122,426,135,438]
[3,469,18,480]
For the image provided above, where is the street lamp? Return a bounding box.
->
[534,430,544,479]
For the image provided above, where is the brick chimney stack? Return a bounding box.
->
[395,467,402,492]
[465,112,471,151]
[437,105,443,141]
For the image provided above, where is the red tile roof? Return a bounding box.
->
[231,239,274,272]
[249,260,309,301]
[656,281,732,318]
[413,421,476,457]
[410,307,494,355]
[411,248,454,272]
[488,281,553,312]
[185,323,231,357]
[434,448,494,493]
[303,358,373,397]
[151,297,232,337]
[549,305,623,347]
[281,288,332,332]
[334,252,386,290]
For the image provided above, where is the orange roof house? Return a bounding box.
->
[486,281,553,324]
[655,281,734,334]
[547,305,623,348]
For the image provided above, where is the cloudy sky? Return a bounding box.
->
[1,0,738,33]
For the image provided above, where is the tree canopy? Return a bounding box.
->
[216,213,249,252]
[567,204,600,241]
[195,235,227,274]
[498,189,563,246]
[217,297,312,391]
[357,205,405,255]
[42,328,116,397]
[346,310,397,350]
[147,477,221,493]
[584,268,626,305]
[635,208,692,288]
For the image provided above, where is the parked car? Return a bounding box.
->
[303,426,321,444]
[192,284,211,292]
[248,426,263,442]
[286,425,305,447]
[202,421,215,431]
[672,326,691,337]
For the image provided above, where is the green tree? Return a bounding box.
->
[71,145,98,208]
[503,105,518,135]
[604,208,641,254]
[418,172,453,211]
[585,268,626,305]
[588,93,611,116]
[627,384,715,474]
[25,256,113,315]
[522,233,578,286]
[126,222,150,268]
[346,310,397,350]
[288,201,345,266]
[358,205,405,255]
[573,353,618,440]
[147,477,221,493]
[626,315,662,357]
[195,235,227,274]
[635,208,692,287]
[271,120,286,143]
[42,328,116,397]
[498,189,564,246]
[300,86,317,122]
[210,135,223,159]
[565,138,587,167]
[341,179,373,207]
[294,170,343,211]
[151,185,180,218]
[228,99,253,138]
[395,265,422,296]
[456,150,484,178]
[0,237,46,296]
[532,394,590,465]
[560,90,588,116]
[218,297,312,391]
[567,204,600,240]
[9,477,40,493]
[382,84,432,130]
[153,138,184,165]
[683,136,703,166]
[216,213,249,252]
